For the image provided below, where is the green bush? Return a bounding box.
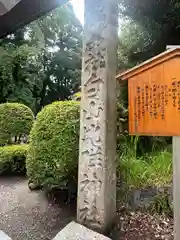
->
[72,92,81,101]
[0,145,28,174]
[0,103,34,146]
[26,101,80,189]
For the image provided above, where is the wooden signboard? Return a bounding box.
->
[117,48,180,136]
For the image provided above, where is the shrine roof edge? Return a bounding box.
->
[116,48,180,81]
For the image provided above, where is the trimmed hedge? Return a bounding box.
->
[26,101,80,189]
[72,92,81,101]
[0,103,34,146]
[0,145,28,174]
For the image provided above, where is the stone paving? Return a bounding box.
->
[0,177,76,240]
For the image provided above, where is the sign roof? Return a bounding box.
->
[117,48,180,81]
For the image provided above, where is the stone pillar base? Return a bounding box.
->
[53,221,111,240]
[0,231,11,240]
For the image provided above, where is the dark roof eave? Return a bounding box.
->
[0,0,68,38]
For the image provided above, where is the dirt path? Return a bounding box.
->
[0,177,76,240]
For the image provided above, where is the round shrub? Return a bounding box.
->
[26,101,80,189]
[0,144,28,175]
[0,103,34,146]
[72,92,81,101]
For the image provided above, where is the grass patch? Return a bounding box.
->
[149,191,173,216]
[117,147,172,215]
[117,151,172,189]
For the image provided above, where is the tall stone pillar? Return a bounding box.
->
[77,0,118,232]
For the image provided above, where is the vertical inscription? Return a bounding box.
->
[78,0,118,231]
[131,75,180,136]
[157,85,161,108]
[165,85,168,106]
[145,85,149,111]
[133,79,180,124]
[172,80,177,108]
[153,85,157,119]
[141,87,145,117]
[178,81,180,112]
[160,85,165,120]
[149,87,153,117]
[79,38,105,227]
[136,86,141,122]
[134,96,138,131]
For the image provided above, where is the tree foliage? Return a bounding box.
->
[118,0,180,67]
[0,45,44,110]
[0,3,82,113]
[118,19,152,69]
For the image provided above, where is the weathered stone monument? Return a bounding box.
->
[77,0,118,232]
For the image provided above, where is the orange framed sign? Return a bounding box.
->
[117,48,180,136]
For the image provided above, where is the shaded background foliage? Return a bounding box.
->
[118,0,180,69]
[0,3,82,114]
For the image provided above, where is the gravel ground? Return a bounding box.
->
[0,176,174,240]
[0,177,76,240]
[111,211,174,240]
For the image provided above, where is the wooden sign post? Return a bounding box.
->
[117,48,180,240]
[173,136,180,240]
